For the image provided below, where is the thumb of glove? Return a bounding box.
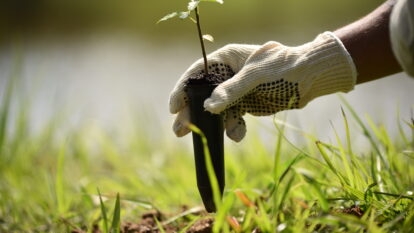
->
[204,67,256,114]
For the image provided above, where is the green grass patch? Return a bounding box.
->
[0,74,413,232]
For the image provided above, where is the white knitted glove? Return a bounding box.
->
[170,32,357,142]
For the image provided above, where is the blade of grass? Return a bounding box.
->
[265,153,304,201]
[338,94,387,166]
[341,108,370,187]
[329,120,354,187]
[365,115,403,192]
[296,170,329,211]
[97,188,109,233]
[213,189,236,233]
[187,123,222,212]
[0,45,22,152]
[272,117,324,167]
[154,217,167,233]
[397,109,410,145]
[160,206,204,227]
[270,114,287,219]
[411,111,414,148]
[277,174,297,211]
[0,78,12,152]
[341,107,353,156]
[56,144,68,216]
[110,193,121,233]
[315,141,347,185]
[366,116,394,152]
[253,199,273,232]
[189,125,227,232]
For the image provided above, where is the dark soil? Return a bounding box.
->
[71,205,366,232]
[186,73,225,86]
[334,205,364,217]
[186,217,214,233]
[72,208,214,233]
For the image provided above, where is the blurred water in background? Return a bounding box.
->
[1,0,413,151]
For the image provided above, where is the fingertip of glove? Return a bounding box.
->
[169,91,186,114]
[226,125,246,142]
[169,102,180,114]
[224,111,246,142]
[172,119,191,137]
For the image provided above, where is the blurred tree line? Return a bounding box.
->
[1,0,383,43]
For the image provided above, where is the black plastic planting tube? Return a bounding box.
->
[186,83,224,213]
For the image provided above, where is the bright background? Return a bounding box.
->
[1,0,413,149]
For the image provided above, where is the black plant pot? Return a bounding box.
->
[186,80,224,213]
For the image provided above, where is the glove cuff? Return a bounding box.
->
[299,31,357,106]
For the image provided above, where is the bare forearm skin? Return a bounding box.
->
[334,0,402,84]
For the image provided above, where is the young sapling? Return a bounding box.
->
[159,0,226,212]
[158,0,222,76]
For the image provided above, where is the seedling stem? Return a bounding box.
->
[195,7,209,74]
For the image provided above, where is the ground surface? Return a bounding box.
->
[71,207,214,233]
[69,204,370,233]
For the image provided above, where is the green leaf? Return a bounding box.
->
[202,34,214,42]
[189,0,223,11]
[158,0,224,24]
[157,12,179,23]
[188,0,200,11]
[201,0,224,4]
[157,11,191,23]
[179,11,191,19]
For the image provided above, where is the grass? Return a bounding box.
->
[1,73,414,232]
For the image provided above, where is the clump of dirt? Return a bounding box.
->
[334,205,364,218]
[186,72,225,86]
[186,217,214,233]
[121,209,170,233]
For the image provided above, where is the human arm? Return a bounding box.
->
[334,0,402,84]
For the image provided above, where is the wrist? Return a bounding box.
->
[299,32,357,106]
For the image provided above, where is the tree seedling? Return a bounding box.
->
[158,0,222,76]
[159,0,226,212]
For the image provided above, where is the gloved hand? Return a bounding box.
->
[169,32,357,142]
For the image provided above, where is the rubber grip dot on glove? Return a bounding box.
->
[239,79,300,116]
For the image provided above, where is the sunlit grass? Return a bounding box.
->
[1,72,413,232]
